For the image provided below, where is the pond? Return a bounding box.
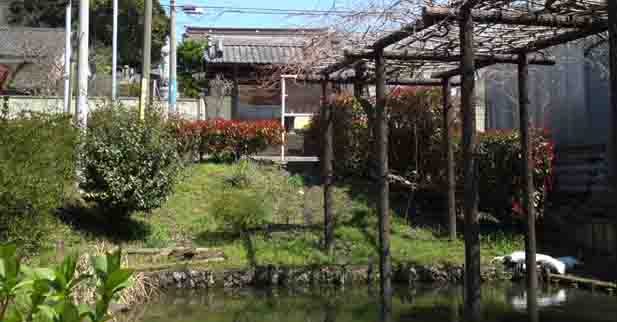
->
[121,283,616,322]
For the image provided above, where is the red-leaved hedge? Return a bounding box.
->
[171,118,283,161]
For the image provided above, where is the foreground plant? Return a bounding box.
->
[0,245,132,322]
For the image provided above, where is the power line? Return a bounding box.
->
[162,3,404,16]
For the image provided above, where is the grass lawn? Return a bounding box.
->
[41,162,523,269]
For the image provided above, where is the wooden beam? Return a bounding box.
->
[298,77,461,87]
[321,78,334,252]
[375,47,392,298]
[519,53,539,315]
[511,25,608,54]
[460,0,482,12]
[371,20,425,50]
[460,7,481,322]
[431,54,555,79]
[320,56,359,76]
[423,6,608,29]
[442,77,457,241]
[346,49,555,65]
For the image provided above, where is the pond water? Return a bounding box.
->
[122,283,616,322]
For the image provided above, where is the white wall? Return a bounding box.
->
[1,96,231,120]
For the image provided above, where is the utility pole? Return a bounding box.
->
[138,0,153,120]
[63,0,72,113]
[76,0,89,129]
[169,0,177,114]
[111,0,118,100]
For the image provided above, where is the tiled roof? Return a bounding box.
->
[0,27,65,59]
[184,27,323,65]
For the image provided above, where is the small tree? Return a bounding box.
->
[82,103,182,215]
[177,39,209,98]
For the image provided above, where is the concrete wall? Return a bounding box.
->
[0,1,9,25]
[1,96,231,120]
[484,43,599,147]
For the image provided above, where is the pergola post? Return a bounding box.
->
[321,78,334,252]
[441,78,457,241]
[459,8,481,321]
[608,0,617,279]
[354,63,366,97]
[375,48,392,299]
[518,53,538,312]
[231,65,239,119]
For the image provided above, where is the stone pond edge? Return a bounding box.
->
[146,263,509,290]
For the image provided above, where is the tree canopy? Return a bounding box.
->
[177,39,208,98]
[8,0,170,69]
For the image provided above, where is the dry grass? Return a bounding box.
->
[72,242,159,308]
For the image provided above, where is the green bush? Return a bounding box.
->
[83,104,182,215]
[306,89,443,179]
[0,112,77,251]
[474,129,554,223]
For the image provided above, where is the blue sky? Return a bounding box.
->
[160,0,342,41]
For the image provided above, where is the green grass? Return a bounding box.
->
[42,162,523,269]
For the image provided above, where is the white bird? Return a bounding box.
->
[492,251,570,275]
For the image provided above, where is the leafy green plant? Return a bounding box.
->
[210,164,272,233]
[0,112,77,251]
[83,103,183,215]
[0,244,132,322]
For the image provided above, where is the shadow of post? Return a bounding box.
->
[243,232,257,267]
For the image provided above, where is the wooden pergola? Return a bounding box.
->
[315,0,612,318]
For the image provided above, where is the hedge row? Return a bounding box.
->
[171,118,283,161]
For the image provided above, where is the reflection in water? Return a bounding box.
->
[508,287,567,311]
[119,284,617,322]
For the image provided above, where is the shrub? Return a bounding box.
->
[83,104,182,215]
[475,129,554,222]
[0,112,77,251]
[172,119,283,161]
[306,91,554,223]
[0,244,132,322]
[306,90,443,179]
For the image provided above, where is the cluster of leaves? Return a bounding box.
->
[170,118,283,162]
[0,112,77,251]
[306,95,371,177]
[82,104,182,215]
[306,89,444,180]
[0,245,132,322]
[474,129,554,222]
[177,40,209,98]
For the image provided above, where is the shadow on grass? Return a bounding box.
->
[193,230,258,267]
[55,203,151,242]
[340,209,379,253]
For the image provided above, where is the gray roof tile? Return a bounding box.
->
[0,27,65,59]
